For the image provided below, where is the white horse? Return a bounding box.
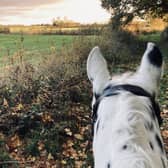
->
[87,42,167,168]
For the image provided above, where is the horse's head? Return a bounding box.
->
[87,43,163,108]
[86,43,166,168]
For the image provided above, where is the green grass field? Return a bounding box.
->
[0,34,76,65]
[139,32,161,43]
[0,32,166,67]
[140,32,168,58]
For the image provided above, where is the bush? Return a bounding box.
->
[65,29,142,67]
[96,26,144,64]
[0,28,144,166]
[0,26,10,34]
[0,39,93,164]
[161,27,168,42]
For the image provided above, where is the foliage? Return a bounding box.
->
[97,26,144,64]
[139,32,161,43]
[0,32,167,167]
[52,17,81,27]
[161,27,168,42]
[0,34,75,65]
[101,0,168,29]
[0,140,10,161]
[68,27,145,65]
[0,37,96,166]
[0,24,103,36]
[0,26,9,34]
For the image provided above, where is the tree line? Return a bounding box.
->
[101,0,168,30]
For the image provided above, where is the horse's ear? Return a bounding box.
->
[87,46,110,94]
[137,42,163,95]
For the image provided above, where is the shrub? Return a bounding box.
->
[0,28,144,166]
[0,39,93,162]
[70,27,145,66]
[161,27,168,42]
[97,26,144,64]
[0,26,10,34]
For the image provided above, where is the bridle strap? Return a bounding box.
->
[92,84,162,126]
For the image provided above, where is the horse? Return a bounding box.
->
[87,42,167,168]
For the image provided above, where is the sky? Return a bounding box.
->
[0,0,111,25]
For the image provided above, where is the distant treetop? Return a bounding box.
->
[101,0,168,29]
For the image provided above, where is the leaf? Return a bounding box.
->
[61,160,67,165]
[41,112,53,123]
[38,141,45,151]
[0,132,5,140]
[7,134,22,151]
[3,98,8,107]
[67,140,74,147]
[16,103,23,111]
[64,128,72,136]
[48,153,54,160]
[75,161,83,168]
[74,134,83,140]
[162,130,168,138]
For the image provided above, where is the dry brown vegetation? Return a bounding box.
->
[0,18,167,36]
[0,27,167,167]
[0,36,98,167]
[125,18,167,33]
[0,24,103,35]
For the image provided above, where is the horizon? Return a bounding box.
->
[0,0,111,26]
[0,17,109,26]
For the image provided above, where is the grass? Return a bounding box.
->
[139,32,161,43]
[0,34,77,66]
[0,32,166,66]
[139,32,168,58]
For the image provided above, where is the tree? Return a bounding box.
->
[101,0,168,29]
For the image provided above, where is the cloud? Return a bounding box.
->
[0,7,32,15]
[0,0,110,25]
[0,0,62,7]
[0,0,64,24]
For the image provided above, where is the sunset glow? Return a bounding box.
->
[0,0,111,25]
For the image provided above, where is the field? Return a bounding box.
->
[0,34,76,66]
[0,32,166,67]
[0,31,168,167]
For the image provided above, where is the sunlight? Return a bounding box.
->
[57,0,111,23]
